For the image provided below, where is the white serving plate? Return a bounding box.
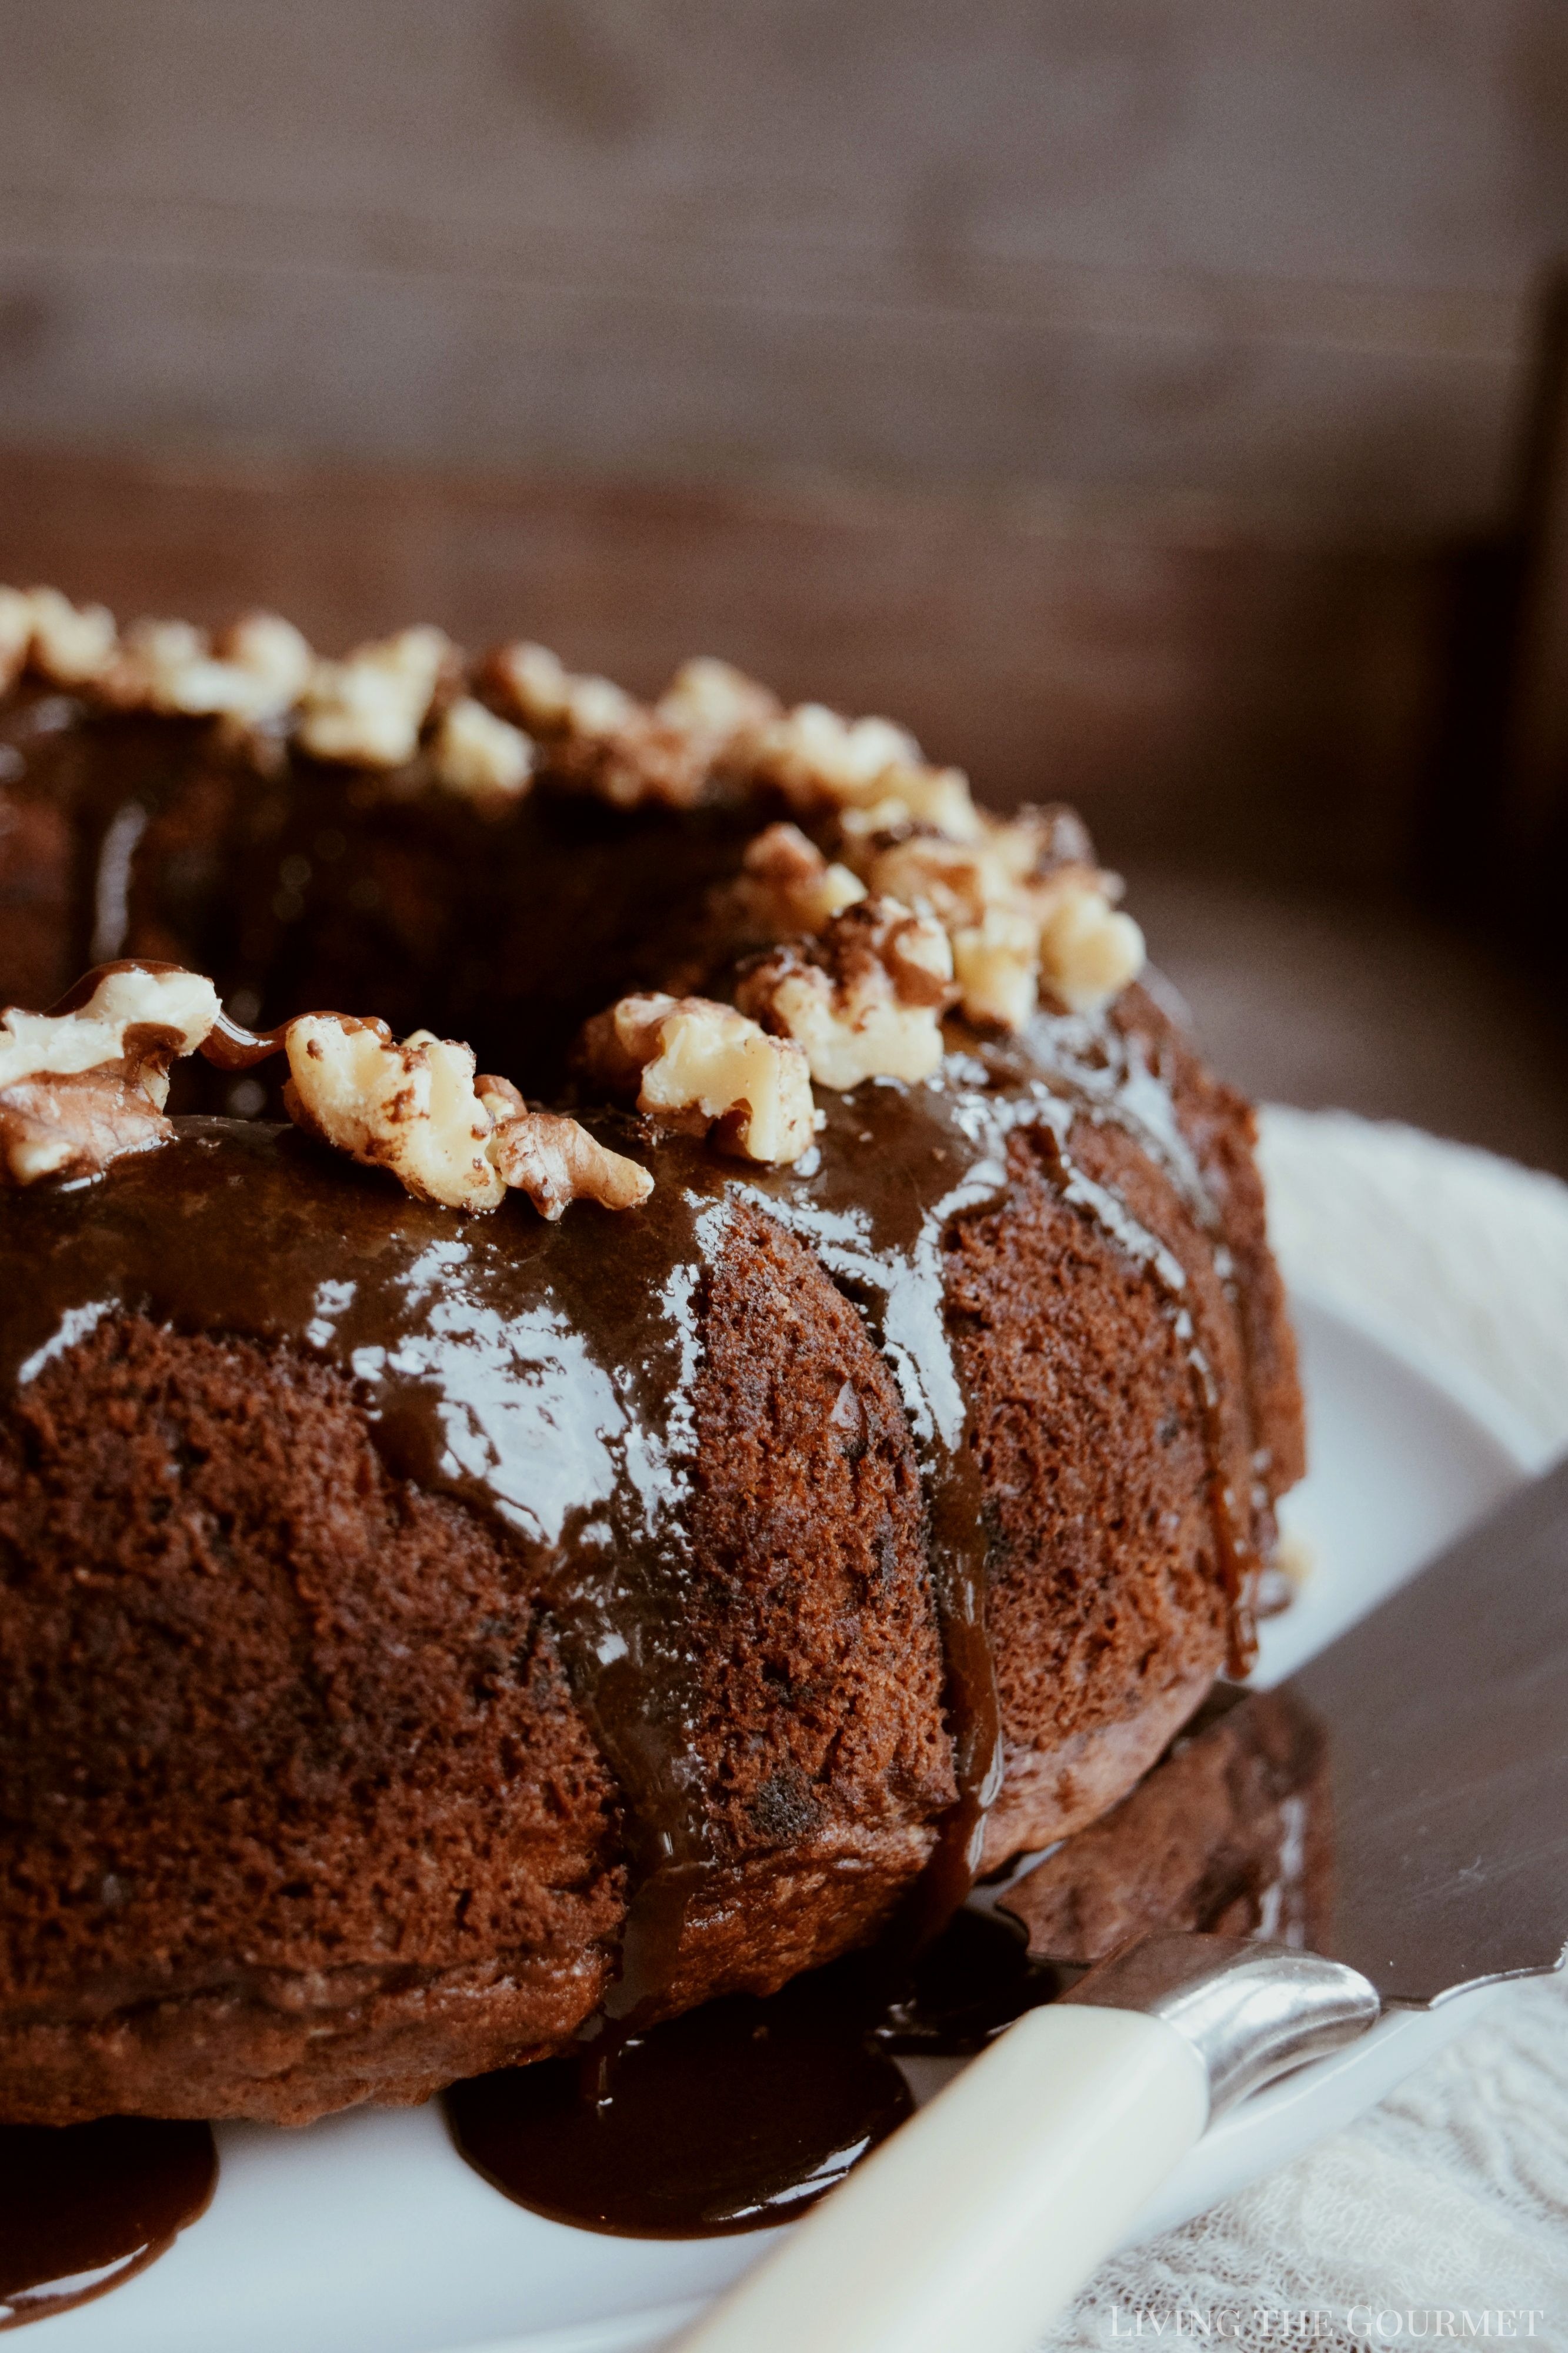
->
[29,1294,1528,2353]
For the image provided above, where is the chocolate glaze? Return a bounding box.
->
[766,1026,1260,1938]
[446,1965,913,2238]
[0,996,1264,2018]
[0,683,1295,2254]
[44,958,309,1071]
[443,1672,1326,2244]
[0,1115,742,2026]
[0,2117,215,2329]
[0,1042,1280,2249]
[444,1907,1055,2238]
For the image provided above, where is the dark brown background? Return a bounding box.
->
[2,2,1566,1168]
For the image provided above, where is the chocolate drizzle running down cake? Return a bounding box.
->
[0,589,1304,2154]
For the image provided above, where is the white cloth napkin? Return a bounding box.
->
[1041,1109,1568,2351]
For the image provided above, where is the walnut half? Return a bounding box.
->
[284,1016,651,1217]
[0,586,119,691]
[488,644,780,810]
[0,965,221,1186]
[849,819,1146,1027]
[734,897,956,1089]
[296,626,456,768]
[478,1075,653,1220]
[715,821,867,942]
[578,992,816,1165]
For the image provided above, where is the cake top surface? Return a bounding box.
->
[0,581,1150,1214]
[0,582,1145,1032]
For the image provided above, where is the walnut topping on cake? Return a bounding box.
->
[579,992,816,1165]
[297,626,456,768]
[284,1016,503,1211]
[108,612,315,723]
[283,1015,649,1217]
[1036,876,1146,1016]
[488,643,780,809]
[948,906,1042,1031]
[477,1074,653,1219]
[719,822,867,939]
[431,697,535,802]
[0,586,119,690]
[740,701,983,843]
[0,588,33,689]
[841,812,1145,1026]
[492,641,638,738]
[654,655,779,743]
[0,965,222,1185]
[852,828,1044,1028]
[735,897,956,1089]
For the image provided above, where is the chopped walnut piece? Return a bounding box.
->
[488,643,780,810]
[834,764,982,844]
[980,804,1095,882]
[1037,879,1146,1016]
[1,587,120,687]
[855,831,1039,1029]
[0,588,32,691]
[742,701,983,842]
[216,613,316,706]
[0,965,222,1186]
[848,818,1144,1028]
[857,832,996,930]
[109,612,315,723]
[653,656,779,742]
[296,626,455,768]
[283,1014,506,1211]
[719,822,867,939]
[488,1109,653,1220]
[0,965,221,1098]
[579,991,815,1165]
[432,696,535,801]
[735,896,956,1089]
[951,907,1040,1031]
[492,641,638,739]
[285,1017,651,1217]
[0,1069,172,1187]
[476,1068,652,1214]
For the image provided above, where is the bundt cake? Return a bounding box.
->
[0,588,1303,2132]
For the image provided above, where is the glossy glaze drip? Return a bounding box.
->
[1030,1116,1259,1675]
[983,1013,1263,1668]
[1,1004,1262,2007]
[46,959,312,1072]
[750,1029,1260,1919]
[441,1679,1326,2245]
[0,1115,746,2029]
[444,1907,1053,2238]
[0,2118,215,2330]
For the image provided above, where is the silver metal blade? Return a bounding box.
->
[1277,1450,1568,2005]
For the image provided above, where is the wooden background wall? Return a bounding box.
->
[2,0,1564,522]
[2,2,1565,888]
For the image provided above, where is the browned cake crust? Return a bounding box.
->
[0,604,1305,2127]
[0,1204,952,2125]
[959,998,1301,1867]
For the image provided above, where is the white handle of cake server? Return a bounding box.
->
[673,1999,1208,2353]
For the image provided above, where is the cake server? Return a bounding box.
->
[676,1451,1568,2353]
